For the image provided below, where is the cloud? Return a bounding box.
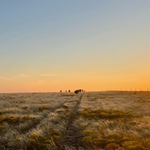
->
[40,74,58,77]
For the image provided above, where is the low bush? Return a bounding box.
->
[26,128,61,150]
[0,110,13,115]
[79,108,140,120]
[81,128,150,150]
[26,134,54,150]
[21,106,28,110]
[104,143,120,150]
[39,106,52,111]
[0,115,35,124]
[62,105,69,109]
[0,126,5,130]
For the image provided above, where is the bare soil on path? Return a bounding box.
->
[59,93,84,150]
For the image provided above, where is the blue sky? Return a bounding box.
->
[0,0,150,92]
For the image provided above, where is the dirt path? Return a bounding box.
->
[59,93,84,150]
[21,95,75,134]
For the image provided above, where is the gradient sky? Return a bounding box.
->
[0,0,150,92]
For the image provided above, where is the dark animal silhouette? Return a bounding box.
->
[74,89,83,94]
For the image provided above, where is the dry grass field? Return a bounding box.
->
[0,91,150,150]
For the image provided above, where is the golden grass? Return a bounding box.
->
[81,128,150,149]
[79,108,140,120]
[0,115,36,124]
[39,106,53,111]
[0,110,13,115]
[0,126,5,130]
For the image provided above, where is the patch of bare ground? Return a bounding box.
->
[59,94,84,150]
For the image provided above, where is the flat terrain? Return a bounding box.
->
[0,91,150,150]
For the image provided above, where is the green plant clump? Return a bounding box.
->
[21,106,28,110]
[26,128,61,150]
[39,106,52,111]
[79,108,139,120]
[0,110,13,115]
[26,134,54,150]
[62,105,69,109]
[81,128,150,150]
[0,126,5,130]
[0,116,20,123]
[0,115,35,124]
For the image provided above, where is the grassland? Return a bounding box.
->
[0,91,150,150]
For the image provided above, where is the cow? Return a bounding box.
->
[74,89,82,94]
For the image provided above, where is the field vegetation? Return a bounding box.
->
[0,91,150,150]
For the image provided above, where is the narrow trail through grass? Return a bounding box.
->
[59,93,84,150]
[21,97,74,134]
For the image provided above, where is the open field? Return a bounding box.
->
[0,91,150,150]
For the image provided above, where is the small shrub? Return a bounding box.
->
[79,109,139,120]
[62,105,68,109]
[0,116,20,124]
[26,133,57,150]
[104,143,120,150]
[128,121,137,126]
[81,128,149,149]
[0,126,5,130]
[14,138,20,142]
[39,106,52,111]
[22,106,28,110]
[122,141,148,150]
[20,116,35,123]
[0,110,13,115]
[0,116,5,122]
[7,116,20,123]
[82,124,90,129]
[76,118,84,122]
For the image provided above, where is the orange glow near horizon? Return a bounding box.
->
[0,70,150,93]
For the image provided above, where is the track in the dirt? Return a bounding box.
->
[59,93,84,150]
[2,95,75,150]
[20,95,75,134]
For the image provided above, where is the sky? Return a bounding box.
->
[0,0,150,93]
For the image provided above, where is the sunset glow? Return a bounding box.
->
[0,1,150,92]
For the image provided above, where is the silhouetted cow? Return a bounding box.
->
[74,89,82,94]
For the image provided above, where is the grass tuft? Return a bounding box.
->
[79,108,140,120]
